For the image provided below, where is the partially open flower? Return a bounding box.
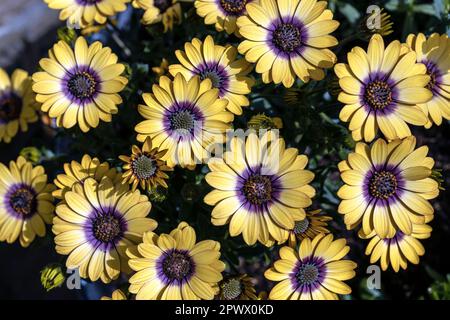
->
[218,274,257,300]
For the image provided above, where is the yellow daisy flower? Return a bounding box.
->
[360,222,431,272]
[335,34,433,142]
[132,0,182,31]
[237,0,339,88]
[44,0,130,28]
[32,37,128,133]
[0,69,39,143]
[0,156,55,247]
[194,0,256,36]
[169,35,254,115]
[406,33,450,128]
[119,136,173,191]
[127,221,225,300]
[53,154,123,199]
[287,209,332,248]
[218,274,257,300]
[204,131,316,246]
[135,74,233,168]
[265,234,357,300]
[53,177,157,283]
[101,289,128,300]
[337,137,439,239]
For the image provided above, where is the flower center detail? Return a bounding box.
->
[93,214,122,243]
[220,0,248,15]
[154,0,172,13]
[364,80,392,110]
[9,186,37,216]
[272,23,302,53]
[162,251,194,281]
[200,70,224,89]
[169,110,196,131]
[221,277,243,300]
[295,263,319,285]
[369,171,397,199]
[67,71,97,99]
[424,61,440,93]
[293,218,310,235]
[0,91,22,124]
[132,154,156,179]
[242,175,272,205]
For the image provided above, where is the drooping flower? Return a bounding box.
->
[169,35,254,115]
[132,0,182,31]
[362,8,393,38]
[247,113,283,131]
[32,37,128,133]
[0,156,55,247]
[135,74,233,168]
[265,234,357,300]
[152,58,170,79]
[237,0,339,87]
[360,222,432,272]
[127,222,225,300]
[287,209,332,248]
[337,137,439,238]
[53,177,157,283]
[44,0,130,28]
[53,154,123,200]
[406,33,450,128]
[101,289,128,300]
[195,0,255,36]
[119,136,172,191]
[217,274,257,300]
[204,131,315,246]
[335,34,432,142]
[40,264,65,292]
[0,69,39,143]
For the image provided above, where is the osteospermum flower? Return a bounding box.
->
[237,0,339,87]
[195,0,255,36]
[218,274,257,300]
[101,289,127,300]
[287,209,332,248]
[0,69,39,143]
[132,0,182,31]
[0,156,55,247]
[127,222,225,300]
[44,0,130,28]
[265,234,357,300]
[53,154,123,199]
[32,37,128,132]
[169,36,254,115]
[119,137,172,191]
[335,34,432,142]
[135,74,233,168]
[360,222,432,272]
[337,137,439,238]
[204,131,316,246]
[406,33,450,127]
[53,177,157,283]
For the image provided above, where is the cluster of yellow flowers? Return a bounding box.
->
[0,0,448,300]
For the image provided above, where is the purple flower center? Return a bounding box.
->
[220,0,248,15]
[242,174,272,205]
[169,110,196,131]
[67,71,98,100]
[199,67,227,92]
[76,0,101,5]
[162,250,194,281]
[364,80,392,110]
[369,171,397,199]
[295,263,319,285]
[154,0,172,13]
[8,185,37,216]
[0,91,22,124]
[272,23,303,53]
[424,61,441,93]
[92,214,123,243]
